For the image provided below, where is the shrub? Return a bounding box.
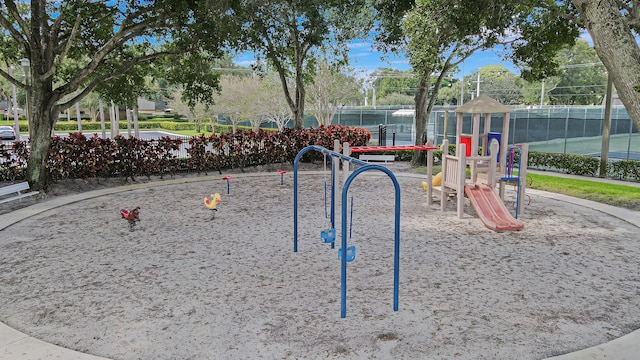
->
[0,125,371,181]
[528,151,600,176]
[609,160,640,181]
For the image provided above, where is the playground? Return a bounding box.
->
[1,162,640,360]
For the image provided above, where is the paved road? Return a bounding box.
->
[1,130,184,145]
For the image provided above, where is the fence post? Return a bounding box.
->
[564,107,569,155]
[378,124,387,146]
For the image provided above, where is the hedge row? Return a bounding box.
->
[528,150,640,181]
[0,125,371,182]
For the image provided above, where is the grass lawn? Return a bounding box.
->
[413,165,640,211]
[162,129,215,137]
[528,173,640,211]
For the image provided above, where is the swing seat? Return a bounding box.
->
[321,228,336,244]
[338,245,356,262]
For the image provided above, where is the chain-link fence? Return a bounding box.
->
[331,105,639,161]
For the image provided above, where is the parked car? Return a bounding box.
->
[0,125,16,140]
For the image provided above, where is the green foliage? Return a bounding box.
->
[52,121,162,132]
[374,69,419,98]
[418,149,640,182]
[473,65,524,105]
[48,119,256,134]
[547,40,607,105]
[158,122,197,131]
[236,0,368,128]
[1,0,243,188]
[609,160,640,181]
[512,3,580,81]
[377,93,415,106]
[307,59,363,126]
[157,52,222,110]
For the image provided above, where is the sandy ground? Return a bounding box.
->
[1,163,639,360]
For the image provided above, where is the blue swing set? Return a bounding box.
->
[293,144,401,318]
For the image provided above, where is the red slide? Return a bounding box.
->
[464,184,524,231]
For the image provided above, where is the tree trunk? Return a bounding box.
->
[99,99,106,138]
[126,107,132,137]
[412,74,430,166]
[75,100,82,132]
[210,115,217,133]
[293,74,306,129]
[133,105,140,138]
[25,81,56,190]
[573,0,640,130]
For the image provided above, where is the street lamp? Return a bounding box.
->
[20,58,30,138]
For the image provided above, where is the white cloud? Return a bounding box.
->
[350,50,373,59]
[348,41,372,49]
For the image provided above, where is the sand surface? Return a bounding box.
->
[1,164,639,360]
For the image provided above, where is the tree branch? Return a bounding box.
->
[55,50,184,109]
[43,14,82,79]
[0,1,29,51]
[0,66,25,89]
[65,19,170,97]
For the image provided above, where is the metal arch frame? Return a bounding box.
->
[293,145,401,318]
[339,164,401,318]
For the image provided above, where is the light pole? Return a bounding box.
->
[19,58,30,138]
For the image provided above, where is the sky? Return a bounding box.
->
[345,41,519,78]
[233,41,521,81]
[233,32,594,81]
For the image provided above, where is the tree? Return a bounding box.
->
[306,60,362,126]
[163,55,253,133]
[80,91,101,122]
[566,1,640,128]
[376,0,579,164]
[401,0,507,164]
[236,0,368,129]
[436,79,460,105]
[0,66,11,108]
[475,65,524,105]
[257,72,292,131]
[0,1,237,190]
[373,68,419,98]
[371,68,459,105]
[215,74,263,132]
[521,41,610,106]
[547,40,607,105]
[377,92,415,106]
[168,88,211,133]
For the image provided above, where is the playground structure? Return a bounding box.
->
[291,107,530,316]
[293,140,402,318]
[428,94,529,231]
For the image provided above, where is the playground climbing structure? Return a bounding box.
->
[428,94,529,230]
